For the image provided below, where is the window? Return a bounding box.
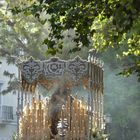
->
[2,106,13,120]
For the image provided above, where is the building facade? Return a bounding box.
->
[0,57,18,140]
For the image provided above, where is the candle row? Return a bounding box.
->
[19,95,90,140]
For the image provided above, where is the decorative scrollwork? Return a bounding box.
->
[20,56,89,83]
[67,56,88,80]
[21,57,43,83]
[43,57,66,78]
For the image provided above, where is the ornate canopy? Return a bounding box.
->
[19,56,91,92]
[18,55,105,140]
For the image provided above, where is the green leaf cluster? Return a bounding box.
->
[8,0,140,79]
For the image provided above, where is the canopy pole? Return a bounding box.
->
[17,66,21,140]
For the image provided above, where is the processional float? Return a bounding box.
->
[17,53,105,140]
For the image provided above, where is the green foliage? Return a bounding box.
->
[12,132,17,140]
[117,16,140,81]
[1,70,19,94]
[10,0,140,45]
[92,128,109,140]
[0,1,48,60]
[8,0,140,79]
